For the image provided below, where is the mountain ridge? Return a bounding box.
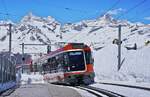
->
[0,13,150,82]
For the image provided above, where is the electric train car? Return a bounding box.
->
[0,55,16,93]
[34,43,95,85]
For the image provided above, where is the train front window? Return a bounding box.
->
[66,51,85,72]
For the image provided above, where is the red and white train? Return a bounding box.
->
[33,43,95,85]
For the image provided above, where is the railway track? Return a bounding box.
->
[76,85,126,97]
[98,82,150,91]
[51,82,126,97]
[0,87,16,97]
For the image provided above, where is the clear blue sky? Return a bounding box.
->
[0,0,150,24]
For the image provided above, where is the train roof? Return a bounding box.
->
[33,43,90,64]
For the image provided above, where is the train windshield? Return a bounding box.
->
[64,51,85,72]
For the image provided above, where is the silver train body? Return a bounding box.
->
[0,53,16,93]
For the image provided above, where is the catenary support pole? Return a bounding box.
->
[9,23,12,58]
[21,43,25,73]
[118,25,121,71]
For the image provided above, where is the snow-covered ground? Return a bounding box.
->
[94,44,150,83]
[91,83,150,97]
[97,80,150,89]
[20,73,44,84]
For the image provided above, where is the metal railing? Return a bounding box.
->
[0,53,16,84]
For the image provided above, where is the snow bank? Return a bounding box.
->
[21,73,44,84]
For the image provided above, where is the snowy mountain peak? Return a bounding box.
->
[28,12,34,18]
[20,12,60,26]
[46,16,56,23]
[21,12,37,22]
[101,14,113,21]
[97,14,117,24]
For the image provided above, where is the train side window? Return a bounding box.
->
[4,60,7,82]
[0,63,2,82]
[85,51,93,64]
[0,57,1,82]
[63,53,69,72]
[50,57,56,73]
[47,58,51,73]
[55,55,59,70]
[33,63,38,72]
[56,54,64,72]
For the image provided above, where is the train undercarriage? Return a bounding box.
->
[64,73,95,85]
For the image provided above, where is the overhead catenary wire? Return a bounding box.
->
[117,0,148,19]
[127,6,150,22]
[0,12,10,16]
[64,7,89,14]
[0,0,22,20]
[65,0,121,43]
[101,0,121,16]
[1,0,8,13]
[0,0,10,20]
[0,12,16,16]
[65,0,148,47]
[0,0,19,21]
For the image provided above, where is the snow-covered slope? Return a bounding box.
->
[65,19,150,83]
[0,13,150,83]
[0,12,61,53]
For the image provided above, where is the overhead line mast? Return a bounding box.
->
[118,25,122,71]
[0,23,12,58]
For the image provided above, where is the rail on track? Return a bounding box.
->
[51,82,126,97]
[77,85,126,97]
[99,82,150,91]
[0,85,17,97]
